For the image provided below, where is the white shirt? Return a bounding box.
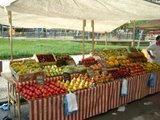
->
[146,41,160,63]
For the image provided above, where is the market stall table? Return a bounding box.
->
[1,72,110,120]
[29,83,109,120]
[26,71,160,120]
[1,71,160,120]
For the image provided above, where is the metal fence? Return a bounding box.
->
[0,27,155,41]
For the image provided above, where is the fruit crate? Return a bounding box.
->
[11,68,34,82]
[10,67,45,82]
[94,48,128,59]
[56,55,76,67]
[9,59,44,82]
[34,54,57,65]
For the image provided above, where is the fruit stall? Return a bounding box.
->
[1,48,160,120]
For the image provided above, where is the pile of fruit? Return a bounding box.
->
[58,74,93,92]
[62,65,87,73]
[118,59,130,67]
[86,63,102,70]
[142,62,160,72]
[17,81,67,100]
[10,60,42,75]
[90,71,113,83]
[107,69,130,80]
[94,48,128,59]
[35,54,56,63]
[105,55,127,67]
[80,57,96,64]
[106,56,119,67]
[56,55,75,66]
[42,65,63,77]
[128,63,145,76]
[119,62,145,76]
[128,52,147,63]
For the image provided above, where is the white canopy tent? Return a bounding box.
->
[4,0,160,21]
[0,7,128,33]
[0,0,160,32]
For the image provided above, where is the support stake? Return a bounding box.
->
[132,20,136,47]
[91,20,95,56]
[82,19,86,59]
[8,11,13,60]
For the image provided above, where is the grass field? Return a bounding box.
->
[0,38,146,59]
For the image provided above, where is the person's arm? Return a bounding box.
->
[147,50,155,59]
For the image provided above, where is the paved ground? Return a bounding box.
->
[0,77,7,100]
[0,93,160,120]
[88,93,160,120]
[0,60,9,102]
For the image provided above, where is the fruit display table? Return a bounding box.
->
[107,73,150,110]
[2,71,160,120]
[28,83,109,120]
[28,71,160,120]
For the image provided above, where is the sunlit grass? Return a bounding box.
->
[0,38,145,59]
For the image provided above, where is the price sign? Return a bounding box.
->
[63,72,71,82]
[36,72,45,86]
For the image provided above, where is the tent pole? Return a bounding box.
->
[91,20,95,56]
[1,25,3,37]
[132,20,136,47]
[105,32,107,49]
[82,19,86,59]
[7,11,13,60]
[137,30,144,48]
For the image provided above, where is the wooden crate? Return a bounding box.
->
[10,66,35,82]
[33,54,57,65]
[56,55,76,67]
[9,59,43,82]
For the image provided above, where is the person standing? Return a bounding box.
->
[146,35,160,63]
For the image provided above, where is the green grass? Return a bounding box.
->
[0,38,146,59]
